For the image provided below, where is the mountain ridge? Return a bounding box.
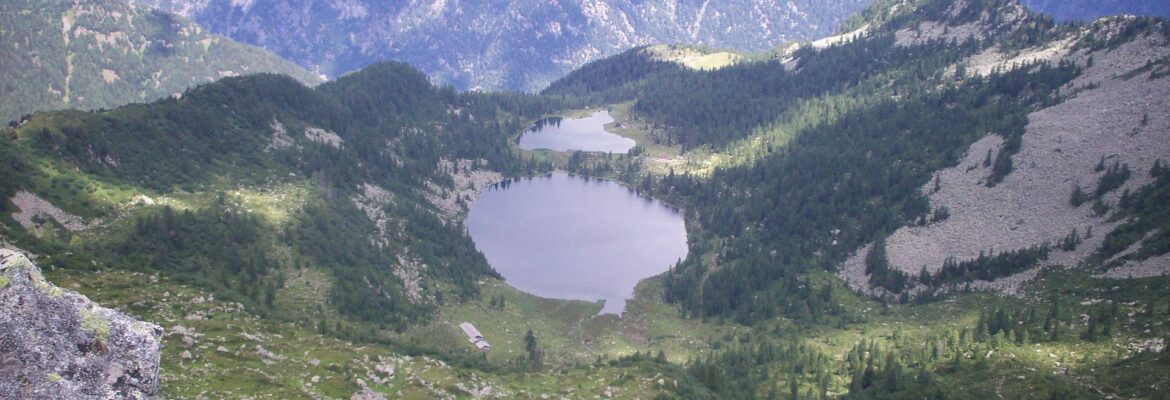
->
[128,0,872,91]
[125,0,1170,92]
[0,0,322,122]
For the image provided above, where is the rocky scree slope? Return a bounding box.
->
[0,248,163,399]
[838,10,1170,296]
[1019,0,1170,22]
[0,0,322,122]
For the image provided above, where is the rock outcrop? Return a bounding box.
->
[838,13,1170,296]
[0,249,163,399]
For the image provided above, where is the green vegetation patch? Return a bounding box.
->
[643,45,743,71]
[79,308,111,341]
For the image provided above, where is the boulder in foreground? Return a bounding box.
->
[0,248,163,399]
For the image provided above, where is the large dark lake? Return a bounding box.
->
[518,110,636,153]
[465,172,688,314]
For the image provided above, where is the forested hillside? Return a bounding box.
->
[3,0,1168,398]
[2,61,561,334]
[549,0,1169,321]
[0,0,322,122]
[546,0,1169,396]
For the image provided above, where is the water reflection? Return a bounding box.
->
[465,172,687,314]
[519,110,636,153]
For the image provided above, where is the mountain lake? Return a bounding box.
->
[465,172,688,314]
[518,110,636,153]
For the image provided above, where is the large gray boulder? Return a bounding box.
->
[0,249,163,399]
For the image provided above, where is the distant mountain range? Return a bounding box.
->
[1020,0,1170,21]
[126,0,1169,92]
[5,0,1164,116]
[0,0,322,122]
[127,0,872,92]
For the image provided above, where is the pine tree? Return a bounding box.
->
[790,376,799,400]
[524,329,541,367]
[881,352,902,392]
[1070,183,1088,207]
[996,308,1010,336]
[975,312,989,342]
[1082,316,1098,342]
[865,237,890,275]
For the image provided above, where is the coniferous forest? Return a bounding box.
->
[7,61,563,332]
[1,0,1168,398]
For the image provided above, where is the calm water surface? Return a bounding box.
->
[519,110,636,153]
[465,172,687,314]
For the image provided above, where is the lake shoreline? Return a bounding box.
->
[519,110,635,154]
[465,172,688,315]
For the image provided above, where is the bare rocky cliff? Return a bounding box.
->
[0,249,163,399]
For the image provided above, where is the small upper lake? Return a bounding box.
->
[465,172,687,314]
[519,110,636,153]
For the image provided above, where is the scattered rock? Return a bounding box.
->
[130,195,156,206]
[9,190,97,231]
[0,249,163,399]
[254,345,286,362]
[304,126,343,148]
[839,26,1170,295]
[350,387,387,400]
[267,119,295,151]
[423,158,503,221]
[352,182,398,244]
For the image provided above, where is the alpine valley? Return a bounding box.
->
[1,0,1168,399]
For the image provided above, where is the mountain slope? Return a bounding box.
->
[549,0,1168,319]
[1,61,560,333]
[0,0,322,122]
[543,1,1169,397]
[835,7,1170,297]
[0,59,709,398]
[128,0,871,92]
[1021,0,1170,21]
[3,0,1168,398]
